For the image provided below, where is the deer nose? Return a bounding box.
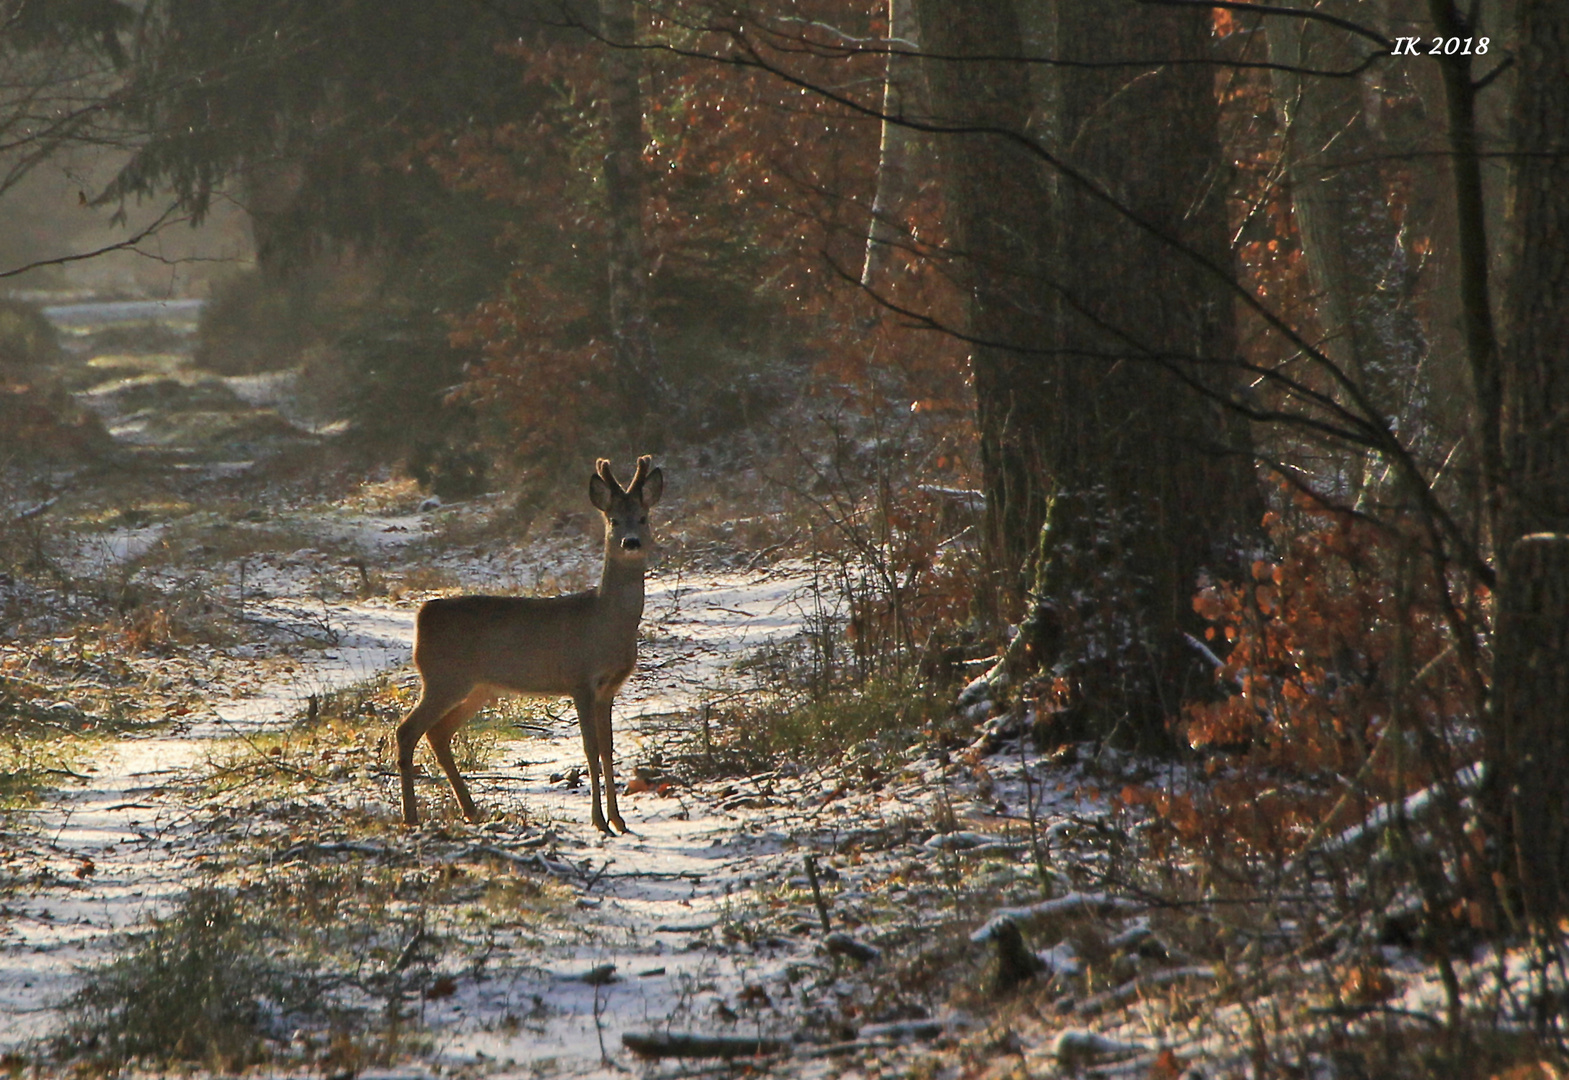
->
[621,536,642,551]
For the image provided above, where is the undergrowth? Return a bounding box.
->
[57,887,318,1070]
[663,668,946,783]
[655,425,991,781]
[0,729,79,808]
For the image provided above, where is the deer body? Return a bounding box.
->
[395,456,663,834]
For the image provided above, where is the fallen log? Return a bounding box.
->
[621,1032,786,1059]
[464,842,581,880]
[1075,965,1218,1017]
[824,931,880,964]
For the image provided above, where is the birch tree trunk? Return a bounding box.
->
[860,0,921,291]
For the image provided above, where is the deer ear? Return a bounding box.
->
[639,467,664,508]
[589,471,614,511]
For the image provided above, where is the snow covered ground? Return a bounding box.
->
[0,541,1064,1078]
[1,294,1268,1080]
[0,526,905,1076]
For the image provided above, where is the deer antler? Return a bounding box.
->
[629,455,652,491]
[596,458,620,490]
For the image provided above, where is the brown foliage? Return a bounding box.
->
[1127,488,1480,864]
[427,4,968,471]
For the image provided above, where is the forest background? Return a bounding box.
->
[1,0,1567,1075]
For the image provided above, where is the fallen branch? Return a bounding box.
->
[857,1017,954,1042]
[744,528,803,570]
[793,1018,964,1059]
[465,842,582,880]
[591,866,705,882]
[1053,1029,1146,1068]
[11,496,58,522]
[276,840,390,862]
[1285,756,1484,878]
[1075,965,1218,1017]
[1317,761,1485,858]
[621,1032,785,1059]
[971,891,1145,942]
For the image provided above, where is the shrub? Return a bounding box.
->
[1125,493,1481,870]
[59,887,312,1070]
[0,381,115,463]
[0,298,61,367]
[195,269,307,375]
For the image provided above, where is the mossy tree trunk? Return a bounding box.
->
[917,0,1261,746]
[1034,0,1261,746]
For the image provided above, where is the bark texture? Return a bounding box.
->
[1429,0,1505,531]
[861,0,922,291]
[1491,0,1569,926]
[1266,6,1429,457]
[1033,0,1261,744]
[914,0,1057,603]
[916,0,1260,744]
[600,0,661,428]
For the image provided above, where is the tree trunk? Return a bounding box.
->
[916,0,1260,745]
[600,0,661,431]
[1490,0,1569,927]
[1428,0,1505,539]
[1033,0,1261,745]
[861,0,921,291]
[239,157,305,281]
[914,0,1057,608]
[1265,6,1429,481]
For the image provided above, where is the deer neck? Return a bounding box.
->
[597,544,647,619]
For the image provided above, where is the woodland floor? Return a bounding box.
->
[0,301,1105,1079]
[0,301,1550,1080]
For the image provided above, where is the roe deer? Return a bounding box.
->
[395,455,664,833]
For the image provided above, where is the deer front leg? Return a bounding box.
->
[597,697,626,834]
[575,692,611,834]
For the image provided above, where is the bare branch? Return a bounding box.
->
[0,203,185,279]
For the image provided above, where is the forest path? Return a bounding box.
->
[0,558,845,1075]
[0,297,997,1077]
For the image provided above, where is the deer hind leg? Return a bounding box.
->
[396,679,473,826]
[574,691,610,835]
[596,697,626,834]
[425,687,494,823]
